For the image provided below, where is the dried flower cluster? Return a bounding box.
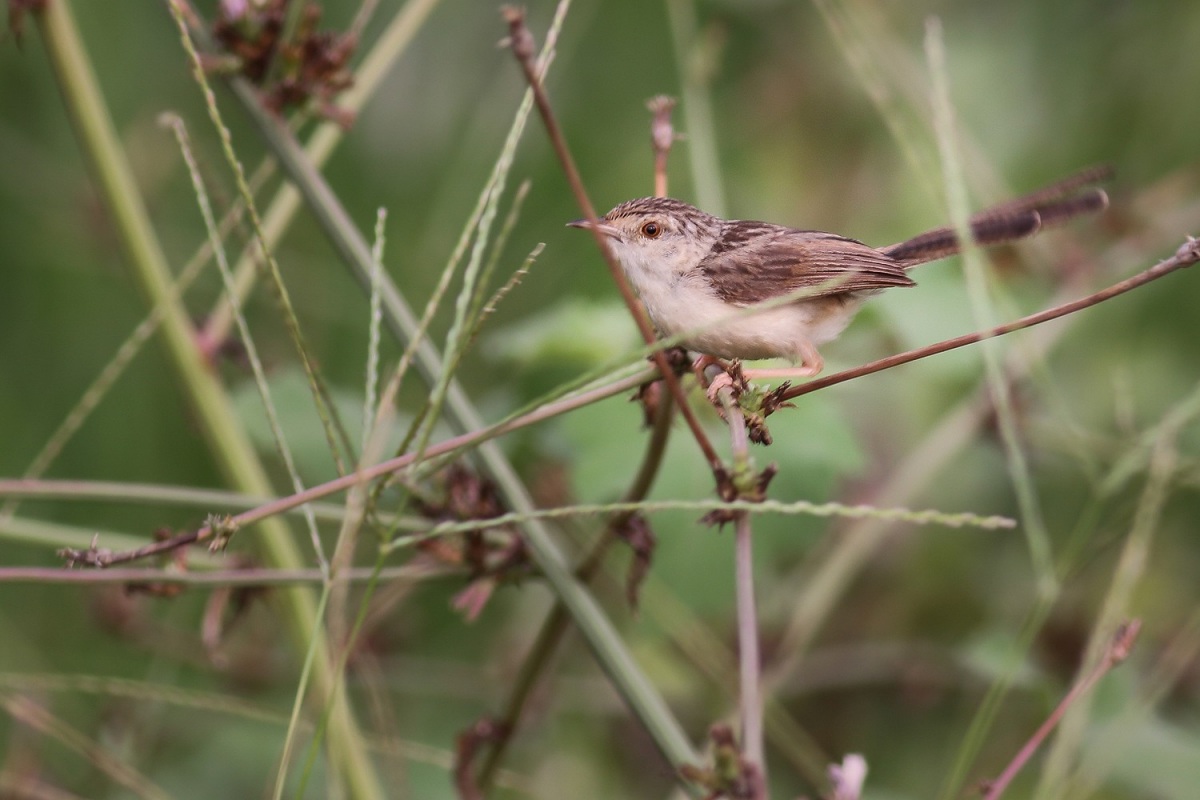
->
[212,0,355,124]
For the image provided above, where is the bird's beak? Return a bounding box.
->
[566,218,620,238]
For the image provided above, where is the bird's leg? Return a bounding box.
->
[742,339,825,381]
[692,354,752,404]
[691,354,729,402]
[691,353,723,380]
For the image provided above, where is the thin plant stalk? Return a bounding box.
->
[218,2,703,772]
[36,3,382,796]
[171,1,355,477]
[200,0,446,344]
[925,18,1057,599]
[0,695,170,800]
[663,0,727,215]
[1034,428,1183,798]
[716,383,765,795]
[502,6,726,480]
[165,114,330,574]
[474,388,677,789]
[987,622,1141,800]
[0,155,272,529]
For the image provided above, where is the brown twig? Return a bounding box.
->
[780,237,1200,402]
[58,369,651,567]
[473,89,683,793]
[59,238,1199,569]
[980,620,1142,800]
[500,7,728,486]
[647,94,678,198]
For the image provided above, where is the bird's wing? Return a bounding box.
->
[696,227,915,306]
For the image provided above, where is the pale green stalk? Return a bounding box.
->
[38,3,382,796]
[664,0,727,215]
[384,498,1014,551]
[0,157,271,530]
[203,0,445,353]
[812,0,942,202]
[273,587,334,800]
[166,114,330,574]
[925,19,1057,599]
[170,3,354,477]
[362,208,388,455]
[0,695,169,800]
[463,180,533,346]
[468,242,541,347]
[230,0,700,772]
[406,66,547,463]
[1034,387,1198,798]
[362,69,552,473]
[0,478,424,529]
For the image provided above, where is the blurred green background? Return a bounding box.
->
[2,0,1199,798]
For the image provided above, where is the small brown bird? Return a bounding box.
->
[570,168,1109,380]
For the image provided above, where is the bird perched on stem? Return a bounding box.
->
[570,167,1109,381]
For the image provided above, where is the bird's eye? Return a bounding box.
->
[641,221,661,238]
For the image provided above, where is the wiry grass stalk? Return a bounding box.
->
[812,0,943,202]
[202,0,446,351]
[664,0,727,215]
[925,19,1057,598]
[384,498,1014,550]
[219,0,702,773]
[325,207,392,643]
[0,695,169,800]
[361,208,389,456]
[171,1,356,478]
[273,584,335,800]
[165,114,330,574]
[407,95,539,462]
[0,478,423,530]
[305,213,401,796]
[37,2,383,796]
[0,155,272,530]
[1034,393,1195,798]
[462,180,534,351]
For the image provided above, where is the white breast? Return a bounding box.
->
[619,248,864,362]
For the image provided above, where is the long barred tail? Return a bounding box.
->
[881,166,1111,267]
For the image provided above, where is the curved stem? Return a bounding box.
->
[475,390,677,790]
